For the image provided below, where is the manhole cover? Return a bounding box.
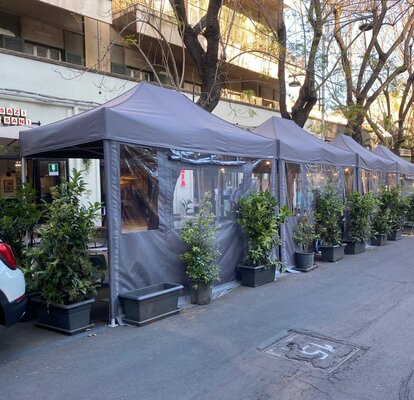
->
[263,331,362,373]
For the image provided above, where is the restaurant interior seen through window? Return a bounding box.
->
[120,145,159,233]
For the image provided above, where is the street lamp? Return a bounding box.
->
[359,22,373,32]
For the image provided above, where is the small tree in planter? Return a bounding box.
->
[180,197,221,305]
[237,189,291,287]
[292,214,318,270]
[404,193,414,234]
[345,192,376,254]
[29,169,101,334]
[379,185,406,241]
[0,184,41,263]
[314,181,345,262]
[0,184,42,321]
[370,195,391,246]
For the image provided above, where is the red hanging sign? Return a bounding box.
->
[180,169,186,187]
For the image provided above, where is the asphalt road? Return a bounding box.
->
[2,236,414,400]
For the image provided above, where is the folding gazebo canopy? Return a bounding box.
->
[330,134,397,193]
[373,145,414,197]
[253,116,357,267]
[19,83,277,325]
[254,117,356,166]
[373,145,414,175]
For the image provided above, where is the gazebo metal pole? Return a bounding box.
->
[22,157,29,247]
[103,140,121,328]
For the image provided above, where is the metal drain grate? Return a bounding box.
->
[263,330,362,373]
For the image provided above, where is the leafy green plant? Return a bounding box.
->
[237,189,291,267]
[404,193,414,225]
[378,185,406,231]
[0,184,40,262]
[314,180,344,246]
[180,197,221,285]
[292,214,318,253]
[346,192,376,242]
[29,169,101,305]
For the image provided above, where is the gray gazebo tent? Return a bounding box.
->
[373,145,414,197]
[19,82,276,325]
[330,134,397,193]
[253,117,357,267]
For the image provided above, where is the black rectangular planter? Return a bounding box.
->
[371,233,387,246]
[238,264,276,287]
[388,229,402,241]
[319,245,346,262]
[19,291,41,322]
[403,224,414,235]
[33,297,95,335]
[344,240,366,255]
[119,282,183,326]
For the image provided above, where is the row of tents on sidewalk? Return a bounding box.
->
[16,82,414,325]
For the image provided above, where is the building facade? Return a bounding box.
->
[0,0,281,203]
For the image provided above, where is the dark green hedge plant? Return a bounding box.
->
[30,169,101,305]
[346,192,376,242]
[314,181,344,246]
[180,197,221,285]
[237,189,291,267]
[293,214,318,253]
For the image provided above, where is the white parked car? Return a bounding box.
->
[0,241,26,327]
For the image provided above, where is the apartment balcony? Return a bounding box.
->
[113,0,278,78]
[221,88,279,110]
[37,0,112,23]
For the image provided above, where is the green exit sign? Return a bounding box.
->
[48,163,59,176]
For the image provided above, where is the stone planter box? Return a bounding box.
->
[33,297,95,335]
[294,252,315,271]
[388,229,402,241]
[344,240,366,255]
[319,244,346,262]
[119,282,183,326]
[238,264,276,287]
[371,233,387,246]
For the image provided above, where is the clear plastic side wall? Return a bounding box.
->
[117,144,273,294]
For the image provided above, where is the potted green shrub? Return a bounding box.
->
[292,214,318,270]
[370,196,390,246]
[237,189,291,287]
[0,184,41,321]
[344,192,376,254]
[29,169,101,334]
[180,197,221,305]
[314,181,346,262]
[0,184,41,262]
[380,186,406,241]
[403,193,414,235]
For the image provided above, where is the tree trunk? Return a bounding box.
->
[345,112,365,144]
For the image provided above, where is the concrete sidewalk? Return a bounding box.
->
[2,236,414,400]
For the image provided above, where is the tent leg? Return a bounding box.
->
[108,318,118,328]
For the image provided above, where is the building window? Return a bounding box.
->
[24,43,62,61]
[127,68,152,81]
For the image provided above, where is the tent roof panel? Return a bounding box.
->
[373,145,414,175]
[330,134,397,172]
[253,117,357,166]
[20,83,276,159]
